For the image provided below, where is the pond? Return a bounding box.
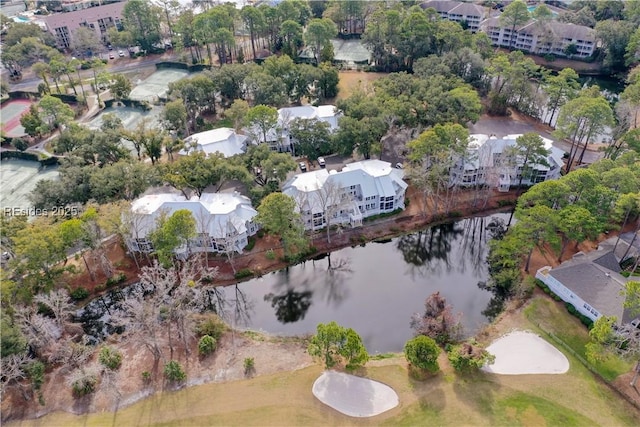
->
[80,213,508,354]
[217,214,508,353]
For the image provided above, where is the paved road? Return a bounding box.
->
[6,53,174,92]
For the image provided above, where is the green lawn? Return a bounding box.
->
[524,296,632,381]
[11,296,640,427]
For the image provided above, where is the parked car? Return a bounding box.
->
[299,162,307,172]
[318,157,326,168]
[395,163,404,169]
[109,52,115,59]
[118,50,125,57]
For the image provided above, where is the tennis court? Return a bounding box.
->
[0,99,33,138]
[128,69,189,102]
[0,159,59,212]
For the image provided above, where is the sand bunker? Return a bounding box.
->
[482,330,569,375]
[312,371,399,417]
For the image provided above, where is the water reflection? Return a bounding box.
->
[228,213,509,352]
[77,214,510,353]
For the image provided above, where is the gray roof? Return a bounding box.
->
[549,250,632,324]
[421,1,460,13]
[519,21,595,41]
[592,251,622,274]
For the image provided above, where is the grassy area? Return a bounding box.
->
[11,296,640,427]
[524,296,632,381]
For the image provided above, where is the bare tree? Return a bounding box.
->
[112,259,219,365]
[33,289,75,329]
[14,306,62,358]
[410,292,462,346]
[0,353,30,399]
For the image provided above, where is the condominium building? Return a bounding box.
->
[283,159,407,231]
[42,1,125,49]
[480,17,596,58]
[449,134,565,192]
[421,0,487,32]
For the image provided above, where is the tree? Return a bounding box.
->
[499,0,530,49]
[11,138,28,152]
[20,104,46,138]
[543,68,580,126]
[244,71,288,107]
[255,193,308,259]
[225,99,249,131]
[112,259,218,365]
[595,19,636,71]
[245,105,278,146]
[38,95,75,132]
[122,0,162,52]
[556,205,601,261]
[411,292,462,346]
[304,18,337,66]
[280,19,303,59]
[110,74,132,102]
[162,99,188,137]
[447,341,495,373]
[164,151,244,198]
[149,209,196,267]
[71,27,102,57]
[288,117,332,161]
[307,321,368,369]
[333,116,386,160]
[554,89,615,171]
[241,6,265,60]
[404,335,440,374]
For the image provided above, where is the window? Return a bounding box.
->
[384,202,394,210]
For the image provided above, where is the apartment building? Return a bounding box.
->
[449,134,565,192]
[421,0,487,32]
[480,17,596,58]
[283,159,407,231]
[42,1,125,49]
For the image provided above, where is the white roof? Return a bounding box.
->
[278,105,341,130]
[179,127,247,158]
[283,159,407,212]
[129,190,257,238]
[463,134,566,172]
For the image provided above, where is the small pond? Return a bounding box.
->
[80,213,508,354]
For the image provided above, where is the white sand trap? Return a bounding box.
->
[482,330,569,375]
[312,371,399,417]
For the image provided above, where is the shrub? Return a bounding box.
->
[198,335,217,356]
[265,249,276,260]
[244,357,255,376]
[106,272,127,287]
[404,336,440,374]
[26,361,45,390]
[244,236,256,251]
[194,313,226,340]
[70,287,89,301]
[446,342,495,373]
[99,346,122,370]
[141,371,152,383]
[234,268,254,279]
[70,371,98,397]
[163,360,186,383]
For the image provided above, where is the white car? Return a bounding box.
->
[118,50,125,57]
[317,157,326,168]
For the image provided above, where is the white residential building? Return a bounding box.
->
[283,159,408,231]
[125,190,260,256]
[450,134,565,192]
[535,234,640,326]
[179,127,249,158]
[248,105,342,152]
[421,0,487,32]
[480,17,596,58]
